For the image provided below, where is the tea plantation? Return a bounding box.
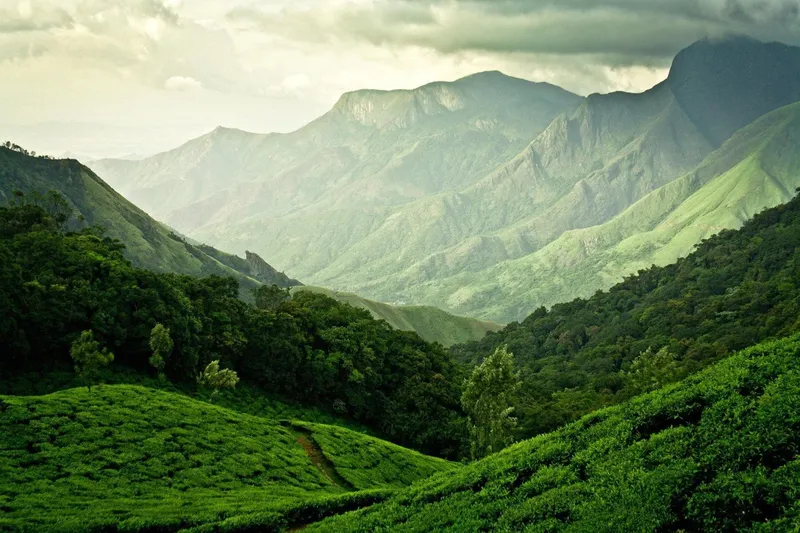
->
[0,385,458,532]
[308,335,800,532]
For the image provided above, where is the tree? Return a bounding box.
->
[197,360,240,400]
[626,346,685,394]
[70,330,114,391]
[148,323,173,380]
[253,284,291,312]
[461,346,521,459]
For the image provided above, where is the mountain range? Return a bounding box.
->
[89,37,800,323]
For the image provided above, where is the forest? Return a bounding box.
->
[0,192,467,458]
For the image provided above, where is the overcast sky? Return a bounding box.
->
[2,0,799,158]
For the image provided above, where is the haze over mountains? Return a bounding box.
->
[92,36,800,323]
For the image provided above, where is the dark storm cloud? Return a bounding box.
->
[230,0,800,66]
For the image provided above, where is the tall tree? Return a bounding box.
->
[148,323,174,380]
[69,331,114,391]
[461,346,520,459]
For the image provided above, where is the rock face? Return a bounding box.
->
[245,251,301,288]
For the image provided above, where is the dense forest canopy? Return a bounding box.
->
[452,190,800,438]
[0,194,467,458]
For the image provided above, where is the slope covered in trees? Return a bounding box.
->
[0,146,298,290]
[0,385,457,532]
[310,335,800,532]
[0,199,467,457]
[294,286,502,347]
[452,190,800,437]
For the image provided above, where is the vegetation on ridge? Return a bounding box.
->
[294,286,502,347]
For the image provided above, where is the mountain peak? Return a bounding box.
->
[667,35,800,147]
[331,71,578,127]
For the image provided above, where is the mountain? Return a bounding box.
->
[294,286,502,347]
[91,72,580,224]
[1,384,457,531]
[307,335,800,531]
[406,99,800,321]
[90,37,800,323]
[0,147,297,291]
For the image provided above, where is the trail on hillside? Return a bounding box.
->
[290,425,355,491]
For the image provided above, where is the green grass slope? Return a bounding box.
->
[294,286,502,347]
[0,385,457,532]
[309,335,800,532]
[0,147,295,290]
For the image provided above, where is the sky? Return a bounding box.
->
[1,0,799,158]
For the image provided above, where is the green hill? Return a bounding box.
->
[294,286,502,347]
[309,335,800,532]
[0,146,297,290]
[0,385,457,532]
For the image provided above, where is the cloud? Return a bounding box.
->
[229,0,800,66]
[164,75,203,91]
[0,1,73,33]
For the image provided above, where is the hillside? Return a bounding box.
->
[309,335,800,532]
[294,286,502,347]
[0,147,297,290]
[0,385,457,532]
[451,188,800,437]
[0,199,468,457]
[407,99,800,321]
[91,38,800,323]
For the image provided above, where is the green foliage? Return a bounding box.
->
[295,286,502,347]
[292,422,459,490]
[452,191,800,438]
[198,360,240,399]
[253,283,291,312]
[308,335,800,532]
[69,330,114,390]
[0,385,455,531]
[148,323,173,379]
[461,346,520,459]
[0,197,467,457]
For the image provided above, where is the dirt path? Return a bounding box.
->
[291,426,355,491]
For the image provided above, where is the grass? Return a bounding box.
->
[0,367,375,433]
[306,335,800,532]
[293,286,502,347]
[0,385,457,532]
